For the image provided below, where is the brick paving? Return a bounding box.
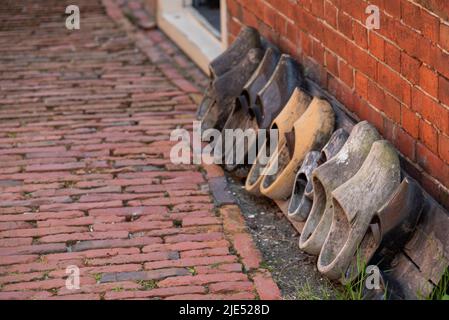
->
[0,0,280,300]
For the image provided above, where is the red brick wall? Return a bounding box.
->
[227,0,449,208]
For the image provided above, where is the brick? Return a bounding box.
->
[367,81,385,110]
[312,40,325,65]
[311,0,324,17]
[353,22,368,49]
[417,142,446,180]
[208,176,235,205]
[164,232,223,244]
[37,216,105,228]
[369,31,384,61]
[0,238,33,247]
[0,272,46,285]
[359,101,384,132]
[384,0,401,17]
[324,0,337,27]
[0,243,66,256]
[377,63,404,99]
[350,45,377,80]
[56,280,141,295]
[45,248,139,262]
[285,22,297,44]
[440,22,449,51]
[165,292,256,300]
[157,272,248,287]
[253,270,281,300]
[209,281,254,293]
[202,163,224,178]
[419,65,439,98]
[412,88,449,135]
[144,255,237,270]
[89,206,166,217]
[383,117,396,143]
[432,45,449,80]
[263,3,277,28]
[439,134,449,163]
[439,76,449,107]
[39,231,129,244]
[0,221,33,232]
[395,21,422,58]
[421,9,440,43]
[355,71,369,100]
[339,0,366,22]
[3,277,95,291]
[227,0,240,18]
[401,106,420,139]
[339,60,354,88]
[233,233,262,270]
[401,0,421,31]
[72,237,162,252]
[93,221,172,233]
[182,217,221,227]
[100,268,189,283]
[104,285,206,300]
[337,11,353,39]
[419,120,439,154]
[220,205,247,234]
[277,0,296,20]
[0,255,37,267]
[25,162,85,172]
[385,93,402,123]
[298,7,324,39]
[0,226,87,239]
[401,53,421,85]
[181,247,229,258]
[91,251,179,266]
[325,50,339,76]
[384,42,401,72]
[195,263,242,274]
[395,128,416,161]
[143,240,229,253]
[39,200,123,212]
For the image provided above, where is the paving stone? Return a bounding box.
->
[100,268,190,283]
[0,0,279,300]
[208,176,236,206]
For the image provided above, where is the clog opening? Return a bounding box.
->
[318,149,328,165]
[236,90,251,112]
[253,96,264,125]
[288,174,307,215]
[302,177,327,241]
[343,216,380,283]
[262,144,290,189]
[246,130,273,186]
[319,198,351,268]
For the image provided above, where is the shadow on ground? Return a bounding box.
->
[225,173,338,300]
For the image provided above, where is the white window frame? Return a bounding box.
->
[157,0,228,74]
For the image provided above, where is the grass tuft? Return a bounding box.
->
[426,268,449,300]
[138,279,158,290]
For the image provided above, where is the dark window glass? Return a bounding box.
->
[192,0,221,32]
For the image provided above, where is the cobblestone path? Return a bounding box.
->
[0,0,280,300]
